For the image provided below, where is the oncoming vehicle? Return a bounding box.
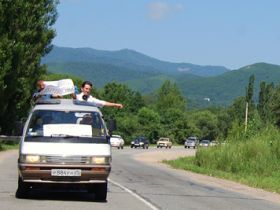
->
[210,141,218,146]
[199,139,211,147]
[110,135,124,149]
[184,136,198,149]
[16,99,115,201]
[131,137,149,149]
[156,137,172,148]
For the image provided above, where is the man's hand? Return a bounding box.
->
[115,103,123,109]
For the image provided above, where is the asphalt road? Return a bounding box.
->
[1,148,280,210]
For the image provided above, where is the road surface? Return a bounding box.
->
[0,147,280,210]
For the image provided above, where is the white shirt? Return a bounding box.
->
[76,93,106,107]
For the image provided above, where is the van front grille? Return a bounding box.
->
[45,156,90,164]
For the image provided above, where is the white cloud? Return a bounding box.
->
[148,1,184,21]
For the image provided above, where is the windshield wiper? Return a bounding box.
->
[50,134,80,138]
[28,135,44,138]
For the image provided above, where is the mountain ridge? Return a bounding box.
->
[43,46,280,107]
[43,45,230,77]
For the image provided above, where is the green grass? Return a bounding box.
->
[164,126,280,193]
[0,142,19,151]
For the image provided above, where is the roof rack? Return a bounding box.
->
[35,98,61,105]
[73,100,99,107]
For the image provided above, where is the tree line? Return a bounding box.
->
[0,0,58,134]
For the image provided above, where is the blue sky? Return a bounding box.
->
[53,0,280,69]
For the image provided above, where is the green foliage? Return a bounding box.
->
[196,125,280,189]
[265,85,280,127]
[155,80,186,113]
[0,0,58,134]
[43,46,229,78]
[45,52,280,107]
[166,125,280,193]
[150,81,189,143]
[158,108,188,144]
[125,74,177,94]
[137,107,161,142]
[226,110,263,142]
[227,96,246,124]
[216,109,231,139]
[178,63,280,107]
[246,74,255,103]
[114,115,139,144]
[0,142,19,151]
[100,82,145,118]
[47,62,159,88]
[258,82,274,123]
[188,110,219,140]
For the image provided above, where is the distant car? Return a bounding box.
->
[157,137,172,148]
[110,135,124,149]
[184,136,198,149]
[199,140,211,147]
[210,141,218,146]
[131,137,149,149]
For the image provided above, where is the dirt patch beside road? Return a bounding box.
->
[134,148,195,163]
[134,148,280,205]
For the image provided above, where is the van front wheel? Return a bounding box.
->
[15,177,30,199]
[88,182,108,201]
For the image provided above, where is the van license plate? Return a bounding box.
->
[51,169,81,176]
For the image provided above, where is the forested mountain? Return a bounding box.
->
[43,47,280,107]
[46,62,160,87]
[43,46,229,77]
[176,63,280,106]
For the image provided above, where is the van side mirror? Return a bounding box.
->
[107,119,116,136]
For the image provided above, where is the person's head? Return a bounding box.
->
[80,114,93,125]
[37,80,45,91]
[81,81,93,97]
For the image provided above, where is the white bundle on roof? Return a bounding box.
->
[40,79,75,96]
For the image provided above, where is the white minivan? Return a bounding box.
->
[16,99,115,201]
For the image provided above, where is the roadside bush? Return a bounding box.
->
[195,125,280,176]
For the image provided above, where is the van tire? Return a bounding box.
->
[88,182,107,201]
[95,182,107,201]
[15,177,29,199]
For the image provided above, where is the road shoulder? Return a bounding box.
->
[134,148,280,205]
[0,149,18,163]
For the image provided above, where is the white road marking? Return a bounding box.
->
[109,178,159,210]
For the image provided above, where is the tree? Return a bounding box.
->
[188,110,219,140]
[227,96,246,124]
[258,81,274,123]
[114,114,139,144]
[155,80,186,113]
[246,74,255,104]
[216,109,231,139]
[153,80,188,143]
[0,0,58,134]
[137,107,161,142]
[269,85,280,127]
[245,74,255,122]
[100,82,145,118]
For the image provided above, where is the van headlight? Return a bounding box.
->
[21,155,41,163]
[91,157,110,164]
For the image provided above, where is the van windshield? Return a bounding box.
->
[26,110,106,138]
